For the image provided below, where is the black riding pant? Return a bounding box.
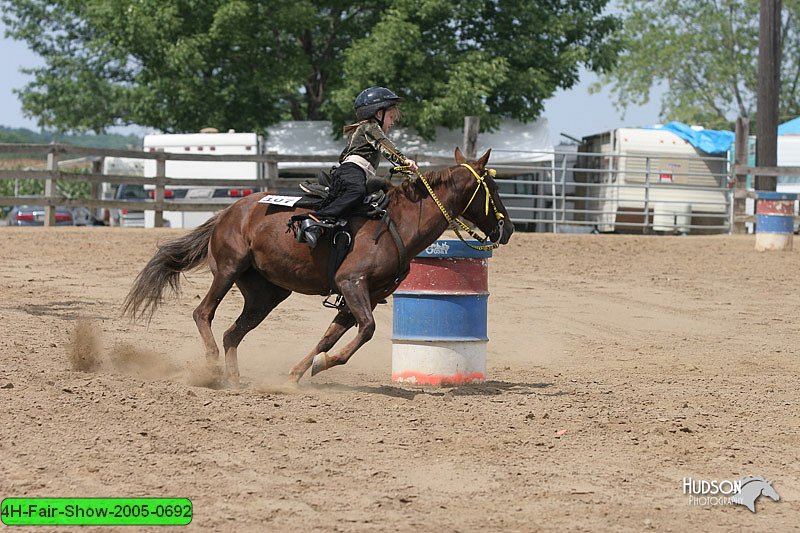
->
[313,162,367,220]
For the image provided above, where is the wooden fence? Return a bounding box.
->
[5,141,800,231]
[0,142,455,227]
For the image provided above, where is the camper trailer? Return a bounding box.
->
[577,128,730,233]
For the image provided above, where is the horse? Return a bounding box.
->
[122,147,514,385]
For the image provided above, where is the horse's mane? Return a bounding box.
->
[388,166,456,203]
[740,476,767,486]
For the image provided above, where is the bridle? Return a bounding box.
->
[397,163,506,251]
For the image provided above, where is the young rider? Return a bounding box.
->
[300,86,418,248]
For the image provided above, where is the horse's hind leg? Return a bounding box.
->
[222,269,290,386]
[288,308,357,383]
[193,270,236,364]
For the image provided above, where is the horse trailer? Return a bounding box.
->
[142,131,264,229]
[575,128,730,234]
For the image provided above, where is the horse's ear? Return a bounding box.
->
[454,147,466,164]
[476,148,492,168]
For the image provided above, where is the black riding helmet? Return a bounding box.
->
[354,86,401,121]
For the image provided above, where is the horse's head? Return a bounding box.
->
[761,480,780,502]
[734,476,781,512]
[453,147,515,245]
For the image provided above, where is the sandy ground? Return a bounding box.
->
[0,227,798,532]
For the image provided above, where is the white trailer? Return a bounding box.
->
[776,135,800,191]
[580,128,729,233]
[142,131,263,229]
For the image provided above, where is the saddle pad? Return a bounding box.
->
[259,192,382,214]
[258,195,303,207]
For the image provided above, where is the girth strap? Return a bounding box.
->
[327,230,352,294]
[322,210,409,310]
[373,210,408,284]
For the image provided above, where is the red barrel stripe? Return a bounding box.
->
[756,199,795,215]
[396,257,488,293]
[391,371,486,386]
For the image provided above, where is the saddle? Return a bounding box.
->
[294,170,391,218]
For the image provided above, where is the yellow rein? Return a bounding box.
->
[397,163,505,251]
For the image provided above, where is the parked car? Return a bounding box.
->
[111,184,146,227]
[71,206,94,226]
[6,205,76,226]
[102,183,172,227]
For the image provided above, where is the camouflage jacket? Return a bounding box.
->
[339,119,408,176]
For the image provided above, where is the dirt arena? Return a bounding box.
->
[1,227,798,531]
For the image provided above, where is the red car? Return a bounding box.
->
[6,205,75,226]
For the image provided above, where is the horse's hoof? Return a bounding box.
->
[311,352,329,376]
[282,378,301,390]
[223,377,243,389]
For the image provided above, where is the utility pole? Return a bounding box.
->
[463,116,480,159]
[732,116,749,234]
[756,0,781,191]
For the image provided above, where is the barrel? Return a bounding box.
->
[391,240,492,385]
[755,191,797,251]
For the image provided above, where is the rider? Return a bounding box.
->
[299,86,418,248]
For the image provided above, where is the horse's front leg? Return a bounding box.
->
[287,308,356,383]
[311,278,376,376]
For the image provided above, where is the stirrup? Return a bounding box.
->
[298,218,325,247]
[323,293,347,310]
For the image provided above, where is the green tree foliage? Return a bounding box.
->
[0,178,43,198]
[328,0,621,138]
[0,126,141,148]
[0,173,90,203]
[0,178,90,200]
[0,127,136,201]
[2,0,620,138]
[598,0,800,129]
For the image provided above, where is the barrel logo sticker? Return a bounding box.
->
[425,242,451,255]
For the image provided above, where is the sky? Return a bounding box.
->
[0,20,664,146]
[542,73,663,145]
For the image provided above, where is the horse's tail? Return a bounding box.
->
[122,212,220,322]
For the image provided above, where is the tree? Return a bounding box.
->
[2,0,620,138]
[597,0,800,129]
[327,0,622,138]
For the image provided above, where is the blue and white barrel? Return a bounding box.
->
[755,191,797,251]
[391,240,492,385]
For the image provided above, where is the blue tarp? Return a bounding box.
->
[644,121,735,154]
[778,117,800,135]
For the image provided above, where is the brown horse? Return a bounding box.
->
[123,147,513,385]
